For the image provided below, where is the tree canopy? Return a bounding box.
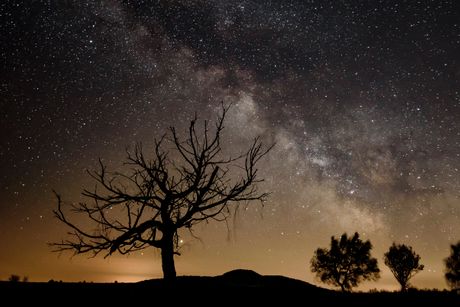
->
[444,241,460,290]
[384,243,424,291]
[310,232,380,291]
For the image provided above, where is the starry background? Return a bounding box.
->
[1,0,459,290]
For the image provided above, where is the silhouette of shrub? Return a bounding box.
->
[8,274,20,282]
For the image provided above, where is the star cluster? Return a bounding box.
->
[0,0,459,289]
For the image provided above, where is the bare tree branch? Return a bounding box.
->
[50,104,273,280]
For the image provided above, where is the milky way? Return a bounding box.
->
[1,1,459,289]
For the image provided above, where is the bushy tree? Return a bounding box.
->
[8,274,20,282]
[310,232,380,291]
[444,241,460,290]
[384,243,424,291]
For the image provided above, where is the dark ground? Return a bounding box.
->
[1,270,458,306]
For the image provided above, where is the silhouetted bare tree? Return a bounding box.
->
[310,232,380,292]
[444,241,460,291]
[51,105,273,280]
[384,243,424,291]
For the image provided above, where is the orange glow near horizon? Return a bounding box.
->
[1,0,459,293]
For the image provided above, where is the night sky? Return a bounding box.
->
[1,0,459,290]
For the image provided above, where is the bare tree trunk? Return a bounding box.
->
[161,230,176,281]
[51,106,272,280]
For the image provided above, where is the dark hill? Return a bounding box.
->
[1,270,458,306]
[220,268,262,281]
[219,268,321,290]
[140,269,324,289]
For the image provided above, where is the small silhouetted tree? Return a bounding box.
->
[384,243,424,291]
[444,241,460,290]
[8,274,20,282]
[310,232,380,292]
[51,105,272,281]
